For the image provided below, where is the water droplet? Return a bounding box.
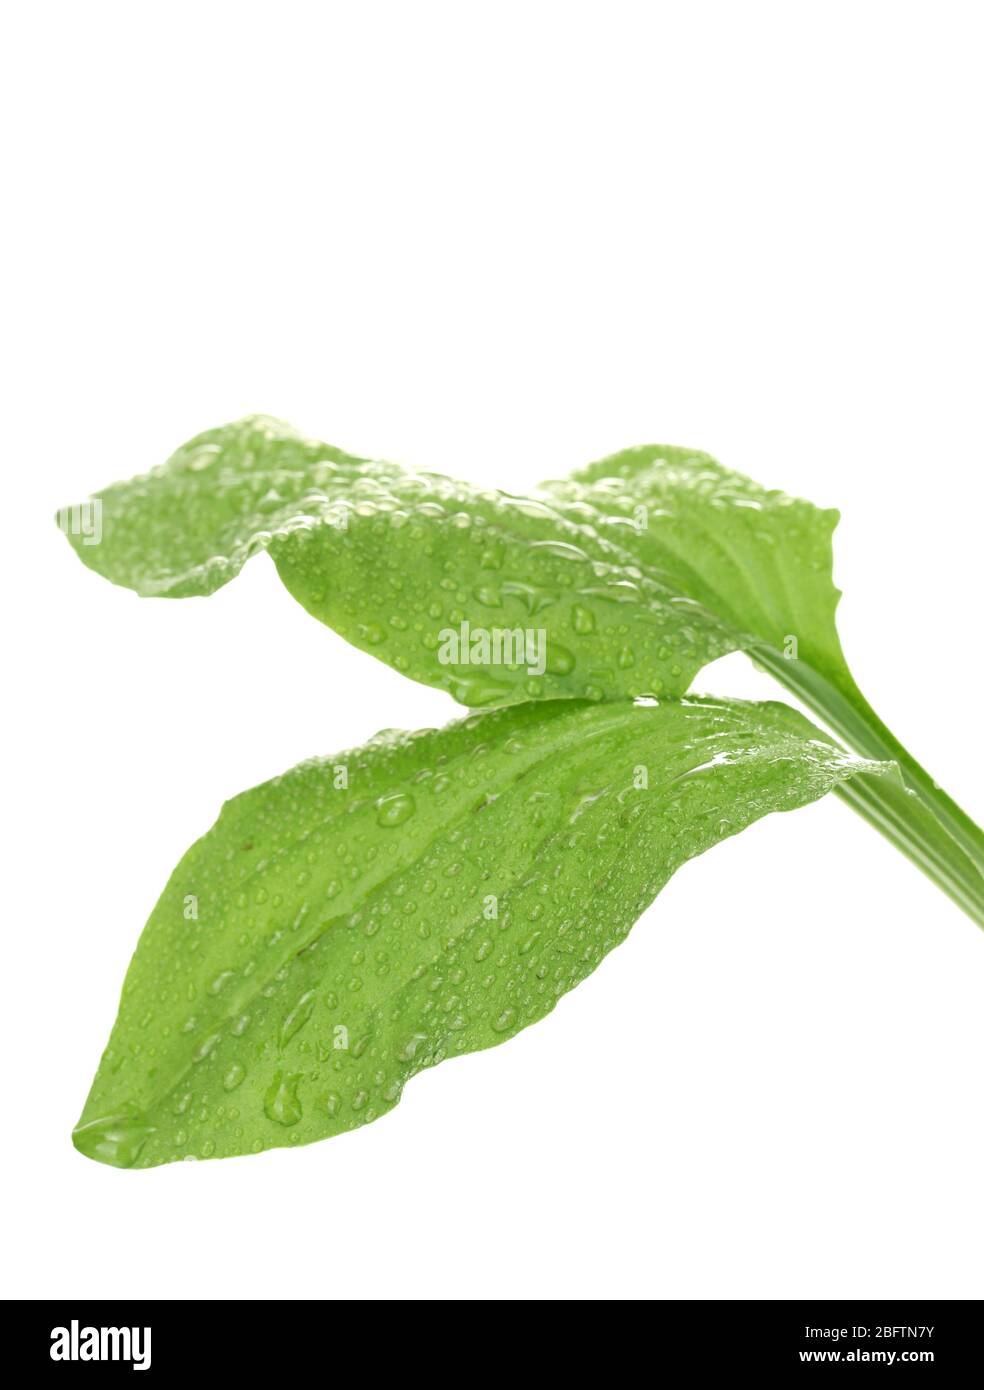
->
[223,1064,246,1091]
[449,675,514,706]
[375,793,416,827]
[192,1033,221,1063]
[264,1072,304,1127]
[529,539,590,562]
[397,1032,427,1062]
[572,604,596,634]
[491,1007,518,1033]
[278,989,317,1051]
[501,581,556,615]
[546,643,576,676]
[480,541,505,570]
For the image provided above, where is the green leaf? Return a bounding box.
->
[58,417,984,925]
[73,696,885,1169]
[52,420,847,707]
[56,416,738,706]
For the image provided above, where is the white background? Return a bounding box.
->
[2,1,983,1300]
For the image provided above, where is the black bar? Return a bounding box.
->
[4,1299,980,1373]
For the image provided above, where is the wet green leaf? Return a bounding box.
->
[73,697,885,1168]
[57,416,739,705]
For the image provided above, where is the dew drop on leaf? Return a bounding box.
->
[572,604,596,634]
[375,793,416,828]
[546,643,576,675]
[263,1072,304,1127]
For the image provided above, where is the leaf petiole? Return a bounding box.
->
[748,643,984,929]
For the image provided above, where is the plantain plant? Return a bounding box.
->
[58,417,983,1167]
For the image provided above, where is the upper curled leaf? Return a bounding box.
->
[62,417,827,705]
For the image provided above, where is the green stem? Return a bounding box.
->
[749,644,984,930]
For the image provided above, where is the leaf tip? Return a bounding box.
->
[72,1111,156,1170]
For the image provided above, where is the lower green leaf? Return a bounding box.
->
[74,698,887,1168]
